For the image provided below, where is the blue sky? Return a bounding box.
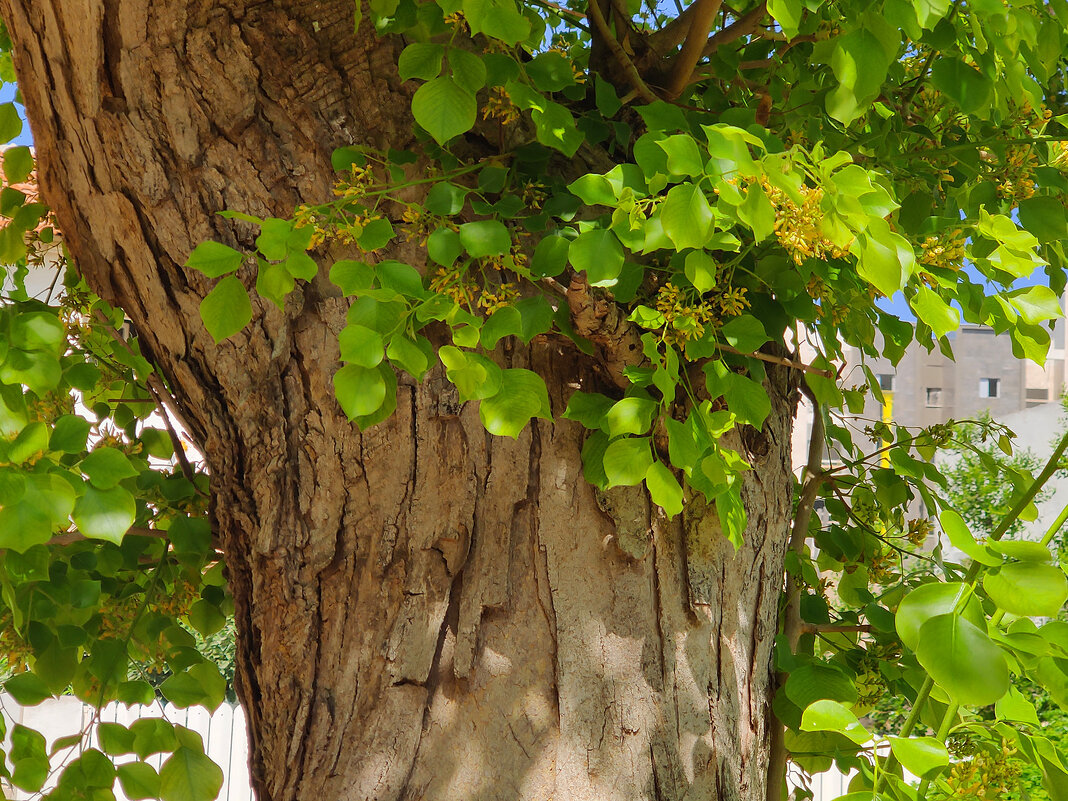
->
[1,83,33,146]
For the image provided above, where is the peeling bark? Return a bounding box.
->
[1,2,800,799]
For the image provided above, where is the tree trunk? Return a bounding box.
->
[1,2,799,799]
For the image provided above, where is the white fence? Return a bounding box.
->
[0,694,875,801]
[0,695,253,801]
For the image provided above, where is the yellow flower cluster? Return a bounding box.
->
[483,87,521,125]
[851,660,885,714]
[762,178,850,265]
[939,739,1021,800]
[655,281,749,346]
[983,145,1038,204]
[428,239,525,314]
[906,517,933,547]
[919,229,966,272]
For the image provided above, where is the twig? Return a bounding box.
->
[46,526,166,547]
[587,0,660,102]
[700,1,767,57]
[664,0,724,98]
[146,380,207,497]
[800,623,872,634]
[92,309,208,497]
[717,342,836,377]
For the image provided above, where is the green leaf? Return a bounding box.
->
[200,275,252,342]
[81,446,139,489]
[439,346,503,401]
[852,220,915,298]
[357,218,395,251]
[1008,285,1063,326]
[398,42,444,82]
[333,363,388,420]
[984,562,1068,617]
[603,397,656,438]
[3,146,33,184]
[684,251,717,292]
[531,102,584,157]
[910,285,960,339]
[799,700,871,745]
[187,599,226,637]
[459,220,511,257]
[896,581,984,651]
[916,613,1009,706]
[478,368,551,438]
[427,228,464,268]
[767,0,802,37]
[887,736,950,777]
[939,508,999,565]
[386,335,431,379]
[98,723,137,756]
[73,485,136,544]
[569,229,624,286]
[603,437,654,488]
[657,134,704,178]
[4,671,53,705]
[531,236,569,277]
[161,663,226,711]
[0,103,23,143]
[448,48,487,93]
[931,57,993,114]
[659,183,713,250]
[826,28,894,125]
[463,0,531,45]
[720,316,769,353]
[159,746,224,801]
[526,51,576,92]
[256,262,295,309]
[737,184,776,241]
[988,539,1052,562]
[563,391,615,429]
[329,260,375,295]
[996,685,1041,725]
[412,76,476,144]
[425,182,468,216]
[185,241,245,278]
[646,461,683,517]
[339,324,385,367]
[117,762,162,801]
[131,718,179,758]
[1019,195,1068,242]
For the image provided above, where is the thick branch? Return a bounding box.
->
[586,0,660,102]
[663,0,723,98]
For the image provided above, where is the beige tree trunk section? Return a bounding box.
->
[1,3,800,799]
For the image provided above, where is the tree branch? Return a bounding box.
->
[717,343,835,377]
[700,1,767,58]
[47,526,166,547]
[664,0,724,98]
[587,0,660,102]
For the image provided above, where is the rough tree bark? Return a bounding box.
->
[1,2,800,799]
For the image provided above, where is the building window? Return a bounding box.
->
[979,378,1000,399]
[877,373,895,392]
[926,387,942,407]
